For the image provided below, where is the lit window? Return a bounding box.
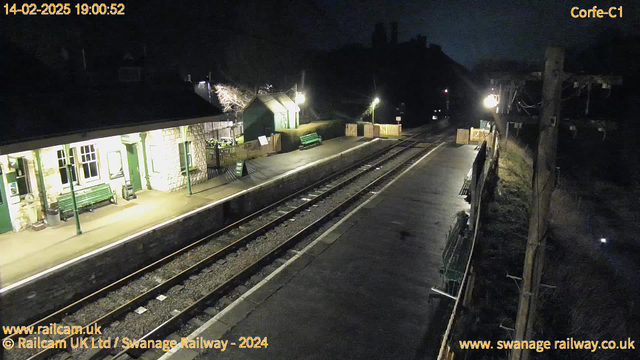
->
[14,157,31,195]
[178,142,193,172]
[80,144,100,180]
[57,148,78,185]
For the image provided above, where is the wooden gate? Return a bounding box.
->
[345,123,357,137]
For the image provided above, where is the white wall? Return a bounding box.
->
[0,123,208,232]
[145,124,207,192]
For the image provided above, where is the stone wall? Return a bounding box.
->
[146,124,207,192]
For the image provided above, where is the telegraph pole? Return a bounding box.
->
[511,47,564,360]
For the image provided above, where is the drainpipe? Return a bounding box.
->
[34,149,48,211]
[181,126,192,196]
[139,132,152,190]
[64,144,82,235]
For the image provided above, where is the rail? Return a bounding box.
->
[111,134,448,359]
[9,126,443,360]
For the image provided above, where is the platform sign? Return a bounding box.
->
[395,116,401,123]
[235,160,248,177]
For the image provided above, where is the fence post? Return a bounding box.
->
[469,142,487,231]
[215,143,221,168]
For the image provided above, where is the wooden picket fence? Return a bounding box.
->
[378,124,402,136]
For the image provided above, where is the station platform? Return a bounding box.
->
[0,136,383,289]
[187,143,477,360]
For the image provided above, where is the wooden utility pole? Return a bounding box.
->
[511,47,564,360]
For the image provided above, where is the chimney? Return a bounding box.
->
[391,22,398,45]
[417,34,427,48]
[372,22,387,49]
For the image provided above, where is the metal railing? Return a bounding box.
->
[437,129,501,360]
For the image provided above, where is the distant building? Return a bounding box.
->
[242,93,299,142]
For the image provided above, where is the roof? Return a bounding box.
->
[245,93,298,113]
[0,84,222,150]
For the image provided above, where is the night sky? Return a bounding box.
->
[2,0,639,76]
[307,0,640,67]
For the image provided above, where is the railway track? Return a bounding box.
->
[3,128,450,360]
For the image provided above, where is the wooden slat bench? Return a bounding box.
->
[58,183,117,221]
[299,132,322,149]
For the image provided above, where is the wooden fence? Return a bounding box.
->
[206,134,281,169]
[378,124,402,136]
[363,124,402,138]
[469,127,492,144]
[456,129,470,144]
[456,127,494,145]
[364,124,380,138]
[345,123,357,137]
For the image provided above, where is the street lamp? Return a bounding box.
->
[483,94,499,108]
[371,97,380,124]
[444,89,449,112]
[295,92,306,104]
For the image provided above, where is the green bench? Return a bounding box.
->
[299,132,322,149]
[57,183,117,221]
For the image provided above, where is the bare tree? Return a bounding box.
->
[213,84,254,113]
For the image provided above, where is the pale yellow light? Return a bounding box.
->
[483,94,498,108]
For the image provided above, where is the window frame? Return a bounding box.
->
[107,150,124,180]
[14,157,31,197]
[80,144,100,182]
[57,148,78,187]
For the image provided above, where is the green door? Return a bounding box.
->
[126,144,142,192]
[0,169,13,234]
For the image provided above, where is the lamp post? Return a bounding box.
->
[181,126,192,196]
[64,144,82,235]
[371,97,380,124]
[484,93,507,133]
[444,88,449,113]
[295,91,305,129]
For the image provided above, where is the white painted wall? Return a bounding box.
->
[0,123,208,232]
